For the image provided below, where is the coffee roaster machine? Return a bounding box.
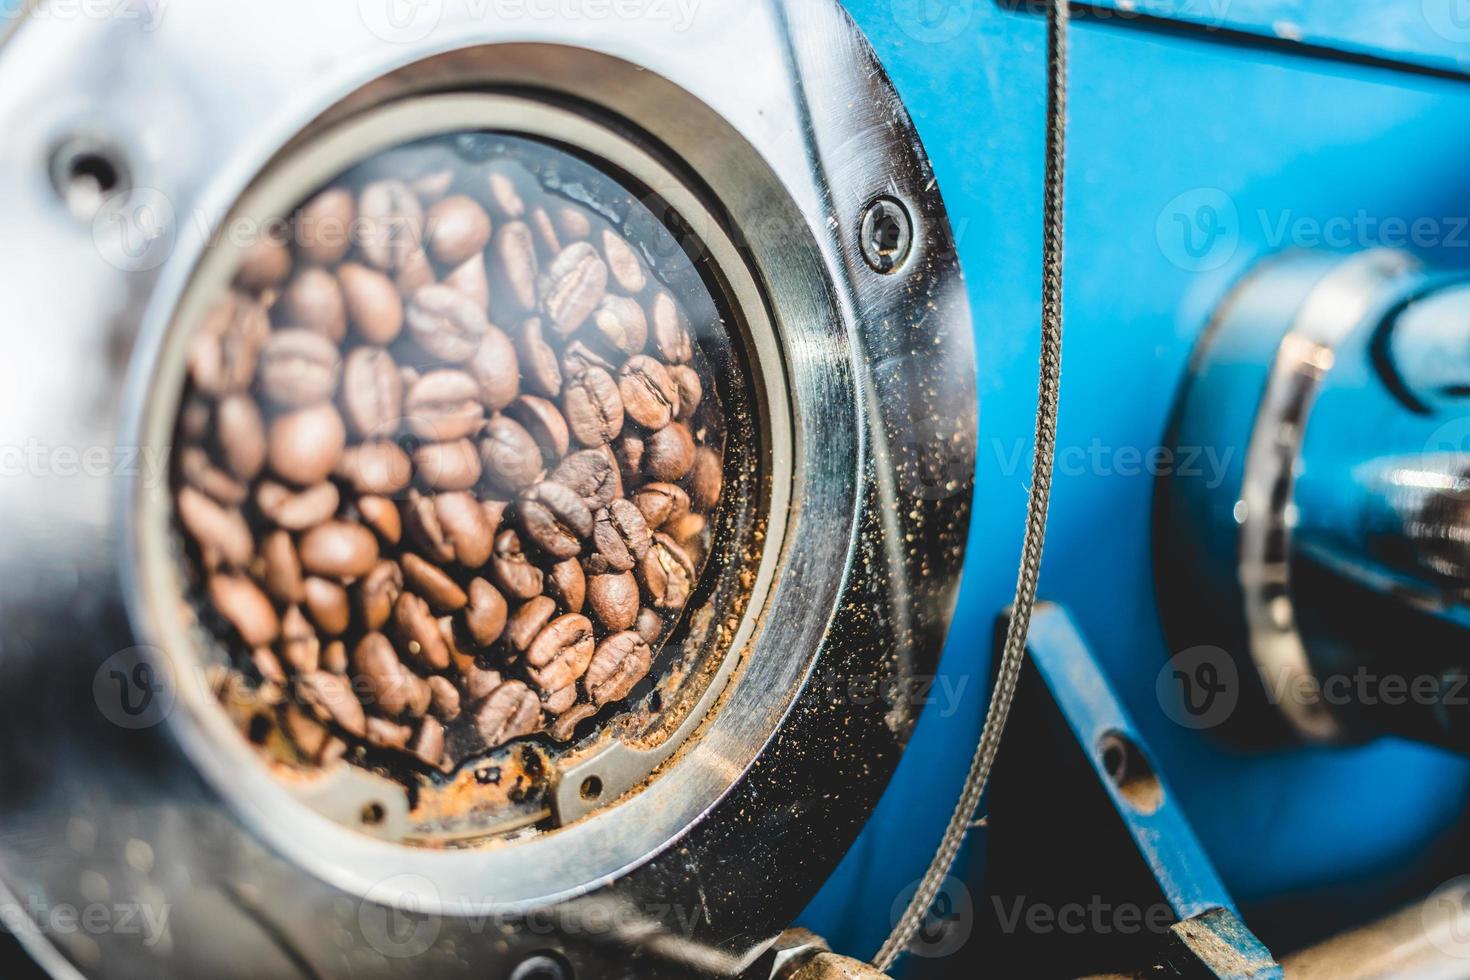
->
[2,0,1470,977]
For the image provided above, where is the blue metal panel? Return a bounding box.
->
[806,0,1470,961]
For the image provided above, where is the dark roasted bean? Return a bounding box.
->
[393,590,452,670]
[547,558,586,614]
[401,552,469,612]
[464,578,508,646]
[268,403,346,486]
[518,481,593,559]
[687,446,723,512]
[322,639,348,675]
[444,252,490,309]
[563,367,624,447]
[357,559,404,632]
[635,607,663,645]
[434,491,495,566]
[586,571,639,632]
[525,614,596,692]
[413,715,446,768]
[413,437,481,492]
[189,291,269,395]
[618,355,678,430]
[357,179,424,272]
[469,325,520,411]
[299,521,379,579]
[280,605,320,672]
[425,195,492,266]
[601,229,647,294]
[591,499,651,573]
[279,267,347,342]
[257,480,340,531]
[551,449,620,510]
[405,370,483,441]
[337,442,413,496]
[340,347,403,439]
[338,262,403,344]
[297,671,366,737]
[670,364,702,420]
[516,316,561,397]
[216,394,267,481]
[631,482,689,530]
[550,702,599,742]
[304,576,351,636]
[474,681,542,747]
[260,328,341,407]
[357,494,403,545]
[353,632,417,718]
[490,529,544,600]
[584,631,652,706]
[507,595,557,652]
[649,291,694,364]
[296,188,355,266]
[428,675,462,721]
[561,338,615,378]
[643,422,695,481]
[588,295,647,356]
[261,529,306,604]
[492,221,539,314]
[208,573,279,646]
[541,242,608,336]
[507,395,571,460]
[479,415,542,493]
[407,284,490,363]
[404,490,453,563]
[178,486,253,569]
[638,532,695,610]
[542,684,577,715]
[180,447,249,506]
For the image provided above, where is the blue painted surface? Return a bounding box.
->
[804,0,1470,962]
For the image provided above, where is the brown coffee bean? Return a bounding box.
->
[542,243,608,337]
[527,204,558,250]
[618,355,678,430]
[304,576,351,635]
[480,416,543,493]
[507,595,557,652]
[631,482,689,529]
[563,367,624,447]
[525,614,596,692]
[296,187,355,265]
[519,481,593,559]
[550,702,599,742]
[322,639,348,675]
[542,684,577,716]
[209,573,279,646]
[413,168,454,202]
[591,499,651,573]
[236,235,291,292]
[493,221,539,313]
[297,671,366,738]
[554,206,591,242]
[366,716,413,750]
[180,447,249,506]
[279,267,347,342]
[584,631,652,705]
[393,590,452,670]
[257,480,340,531]
[670,365,702,420]
[491,529,544,600]
[589,295,648,356]
[444,252,490,309]
[450,634,502,702]
[353,632,417,718]
[338,262,404,345]
[253,646,287,685]
[401,552,469,612]
[283,704,333,762]
[482,499,509,539]
[405,370,483,441]
[435,491,495,566]
[507,395,571,460]
[464,577,508,646]
[357,179,425,271]
[601,229,647,294]
[547,558,586,614]
[643,422,695,481]
[341,347,403,439]
[635,607,663,645]
[407,284,490,363]
[396,243,436,296]
[404,490,453,563]
[561,338,615,379]
[414,438,482,492]
[649,291,694,364]
[357,559,404,632]
[638,532,695,610]
[413,716,446,769]
[262,530,306,604]
[215,394,266,481]
[268,403,346,485]
[469,325,520,412]
[516,316,561,398]
[486,168,527,219]
[687,446,722,511]
[178,486,253,569]
[586,571,639,632]
[279,604,320,672]
[299,521,379,579]
[474,681,542,748]
[428,675,462,721]
[189,291,270,395]
[425,195,492,266]
[337,442,413,496]
[357,495,402,545]
[551,450,619,510]
[259,329,342,407]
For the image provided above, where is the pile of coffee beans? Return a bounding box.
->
[171,138,724,776]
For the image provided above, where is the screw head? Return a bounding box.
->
[859,196,913,274]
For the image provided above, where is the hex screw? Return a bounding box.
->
[858,196,913,274]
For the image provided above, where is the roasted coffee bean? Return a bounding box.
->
[180,447,249,506]
[589,295,647,356]
[299,521,379,579]
[631,482,689,529]
[635,607,663,645]
[279,267,347,342]
[638,532,695,610]
[444,252,490,309]
[236,235,292,292]
[179,393,213,442]
[518,481,593,559]
[337,441,413,496]
[486,168,526,219]
[209,573,279,646]
[466,328,519,414]
[516,316,561,398]
[525,614,596,692]
[551,450,619,510]
[216,394,267,481]
[555,206,591,242]
[268,403,346,486]
[482,499,509,540]
[341,347,403,439]
[280,605,320,672]
[547,558,586,614]
[490,529,544,600]
[425,195,492,266]
[591,499,651,573]
[414,437,482,491]
[528,211,559,259]
[401,552,469,612]
[297,671,366,738]
[393,590,452,669]
[357,179,425,271]
[649,291,694,364]
[493,221,539,313]
[479,415,543,493]
[396,242,436,296]
[507,395,571,460]
[433,491,496,567]
[507,595,557,652]
[338,262,404,344]
[178,486,253,569]
[464,577,508,646]
[296,187,355,266]
[618,355,678,430]
[643,422,695,482]
[586,571,639,632]
[407,284,490,363]
[601,229,647,294]
[428,675,462,721]
[413,716,446,768]
[189,291,269,395]
[260,328,341,407]
[687,446,723,512]
[404,490,454,563]
[353,632,417,718]
[563,366,624,447]
[366,716,413,750]
[253,646,287,685]
[261,530,306,604]
[550,702,599,742]
[460,662,503,702]
[413,168,454,202]
[357,495,402,545]
[284,704,336,762]
[474,681,542,747]
[405,370,483,441]
[669,364,702,420]
[357,559,404,632]
[542,242,608,336]
[584,631,651,705]
[304,576,351,635]
[257,480,340,531]
[322,639,348,675]
[542,684,577,715]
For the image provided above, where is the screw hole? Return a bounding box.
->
[579,776,603,802]
[359,802,386,826]
[246,714,272,745]
[511,952,572,980]
[1096,731,1163,815]
[50,138,128,220]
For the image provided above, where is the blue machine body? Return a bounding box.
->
[805,0,1470,962]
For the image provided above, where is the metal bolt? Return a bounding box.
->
[858,196,913,274]
[510,953,572,980]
